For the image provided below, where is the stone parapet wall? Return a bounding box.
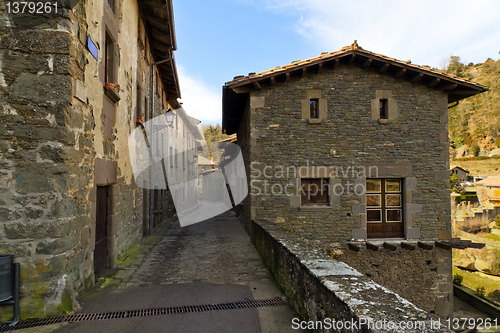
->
[341,242,453,317]
[247,218,451,332]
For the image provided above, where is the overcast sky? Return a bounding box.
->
[173,0,500,125]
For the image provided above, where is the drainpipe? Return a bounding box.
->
[148,55,172,236]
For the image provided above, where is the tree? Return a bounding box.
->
[444,56,470,79]
[496,137,500,148]
[469,143,480,156]
[450,173,459,189]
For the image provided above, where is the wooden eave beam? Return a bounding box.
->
[349,54,356,64]
[270,76,276,85]
[141,0,169,9]
[437,83,458,91]
[395,68,406,79]
[427,77,440,88]
[333,58,340,69]
[253,81,262,90]
[232,85,252,94]
[411,73,423,83]
[379,63,389,74]
[362,58,372,68]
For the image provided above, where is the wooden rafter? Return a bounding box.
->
[395,68,406,78]
[379,63,389,74]
[362,58,372,68]
[411,73,423,83]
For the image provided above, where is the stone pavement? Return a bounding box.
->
[50,211,304,333]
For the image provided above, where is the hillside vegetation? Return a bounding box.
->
[447,56,500,155]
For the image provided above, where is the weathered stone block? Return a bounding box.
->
[8,30,71,54]
[36,232,80,255]
[9,73,71,103]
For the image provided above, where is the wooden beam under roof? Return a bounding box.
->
[427,77,441,88]
[379,63,389,74]
[362,58,372,68]
[437,83,458,91]
[411,73,423,83]
[141,0,168,9]
[333,58,340,69]
[394,68,406,78]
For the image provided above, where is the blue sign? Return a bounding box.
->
[87,35,98,61]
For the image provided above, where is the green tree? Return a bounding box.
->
[450,173,459,190]
[469,143,480,157]
[444,56,469,78]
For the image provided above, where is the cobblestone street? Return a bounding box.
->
[51,211,303,333]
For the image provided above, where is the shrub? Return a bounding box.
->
[496,137,500,148]
[453,273,463,286]
[476,286,486,297]
[469,143,480,157]
[495,215,500,227]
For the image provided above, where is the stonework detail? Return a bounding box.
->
[0,0,179,319]
[224,46,486,318]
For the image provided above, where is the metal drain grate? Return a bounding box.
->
[0,297,286,331]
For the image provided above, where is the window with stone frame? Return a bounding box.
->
[310,99,319,119]
[302,90,327,123]
[104,33,117,85]
[301,178,329,206]
[366,178,404,238]
[379,98,388,119]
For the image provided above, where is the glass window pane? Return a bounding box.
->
[386,194,401,207]
[366,194,381,207]
[367,209,381,222]
[386,209,402,222]
[366,179,381,193]
[386,179,400,192]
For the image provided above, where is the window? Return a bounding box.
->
[379,99,388,119]
[310,99,319,119]
[104,33,117,85]
[301,179,329,206]
[136,84,142,120]
[366,179,403,238]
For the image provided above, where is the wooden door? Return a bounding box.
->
[366,179,404,238]
[94,186,108,278]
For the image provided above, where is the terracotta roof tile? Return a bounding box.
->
[225,41,486,93]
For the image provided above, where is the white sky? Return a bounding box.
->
[175,0,500,125]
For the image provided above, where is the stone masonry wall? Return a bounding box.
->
[243,63,453,317]
[0,0,172,319]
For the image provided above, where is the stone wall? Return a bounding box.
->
[246,218,450,332]
[240,63,453,317]
[0,0,174,319]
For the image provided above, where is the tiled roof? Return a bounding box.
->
[223,41,488,134]
[476,176,500,187]
[225,41,487,100]
[450,165,469,173]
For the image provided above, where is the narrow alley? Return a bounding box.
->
[51,212,303,333]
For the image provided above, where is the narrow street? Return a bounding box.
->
[52,211,303,333]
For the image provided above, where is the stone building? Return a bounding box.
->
[222,42,487,318]
[0,0,182,319]
[450,165,470,182]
